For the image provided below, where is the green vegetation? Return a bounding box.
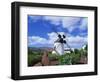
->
[58,53,72,65]
[48,52,59,60]
[28,49,43,66]
[28,45,88,66]
[28,54,42,66]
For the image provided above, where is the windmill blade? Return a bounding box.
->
[58,34,61,38]
[65,41,73,52]
[59,32,71,51]
[63,33,72,52]
[63,35,66,38]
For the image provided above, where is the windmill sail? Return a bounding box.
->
[43,22,72,55]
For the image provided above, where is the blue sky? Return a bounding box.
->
[28,15,88,48]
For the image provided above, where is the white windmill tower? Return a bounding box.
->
[53,34,65,55]
[51,28,72,55]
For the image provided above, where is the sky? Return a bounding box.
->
[28,15,88,49]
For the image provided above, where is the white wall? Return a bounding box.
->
[0,0,99,81]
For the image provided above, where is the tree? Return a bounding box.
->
[84,44,88,51]
[74,49,79,54]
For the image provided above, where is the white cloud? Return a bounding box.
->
[47,32,58,44]
[43,16,87,32]
[29,15,87,32]
[28,16,88,48]
[28,36,48,46]
[79,32,87,36]
[61,17,81,32]
[28,32,66,47]
[28,32,87,48]
[28,33,58,47]
[44,16,61,25]
[79,18,87,30]
[66,36,87,48]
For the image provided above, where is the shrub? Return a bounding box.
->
[58,54,72,65]
[28,52,42,66]
[71,53,81,64]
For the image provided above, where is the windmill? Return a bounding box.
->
[43,23,72,55]
[51,27,72,55]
